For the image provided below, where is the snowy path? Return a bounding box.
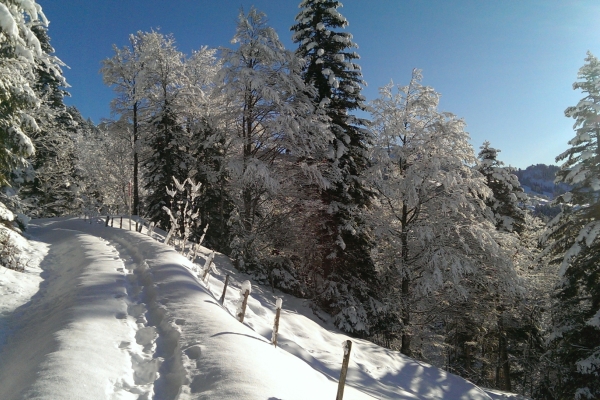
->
[0,217,510,399]
[0,221,160,399]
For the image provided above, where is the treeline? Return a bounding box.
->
[1,1,598,398]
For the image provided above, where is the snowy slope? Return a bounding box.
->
[0,217,519,399]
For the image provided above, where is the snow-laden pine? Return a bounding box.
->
[291,0,379,336]
[543,51,600,399]
[477,141,528,234]
[0,1,63,191]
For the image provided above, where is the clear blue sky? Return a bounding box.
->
[38,0,600,169]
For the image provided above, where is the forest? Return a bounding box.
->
[0,0,599,398]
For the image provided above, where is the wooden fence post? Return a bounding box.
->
[120,216,123,229]
[105,216,110,227]
[336,340,352,400]
[147,222,153,236]
[236,281,251,323]
[110,217,114,227]
[219,274,230,304]
[271,298,282,347]
[201,251,215,283]
[135,221,139,231]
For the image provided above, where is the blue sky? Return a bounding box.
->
[38,0,600,169]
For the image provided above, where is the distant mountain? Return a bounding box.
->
[514,164,570,220]
[514,164,570,199]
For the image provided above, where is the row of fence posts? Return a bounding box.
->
[86,213,353,399]
[223,278,352,399]
[84,214,145,233]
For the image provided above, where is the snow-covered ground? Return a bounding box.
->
[0,217,527,399]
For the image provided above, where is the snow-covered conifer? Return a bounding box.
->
[21,24,81,217]
[543,52,600,399]
[291,0,377,336]
[0,0,61,198]
[477,141,528,234]
[138,31,193,227]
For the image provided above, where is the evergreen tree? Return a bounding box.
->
[0,1,54,198]
[136,31,192,228]
[178,46,232,252]
[544,51,600,399]
[477,141,528,234]
[21,23,81,216]
[291,0,377,335]
[191,118,233,254]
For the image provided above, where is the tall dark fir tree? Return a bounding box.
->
[21,24,81,217]
[477,141,527,234]
[544,52,600,399]
[291,0,378,334]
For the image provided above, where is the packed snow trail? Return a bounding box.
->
[0,220,160,399]
[0,217,510,399]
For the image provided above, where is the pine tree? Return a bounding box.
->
[21,23,81,216]
[291,0,377,335]
[0,1,53,195]
[133,31,193,228]
[190,118,233,254]
[544,51,600,399]
[477,141,528,234]
[177,46,232,252]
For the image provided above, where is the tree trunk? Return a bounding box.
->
[400,203,411,356]
[132,101,140,216]
[497,310,511,391]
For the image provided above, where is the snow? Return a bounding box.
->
[0,217,520,399]
[0,3,19,40]
[0,202,15,222]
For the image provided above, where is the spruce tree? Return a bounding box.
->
[0,1,49,190]
[138,32,192,228]
[291,0,377,335]
[477,141,528,234]
[544,52,600,399]
[21,24,81,217]
[191,119,233,254]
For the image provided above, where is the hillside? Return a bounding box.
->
[514,164,568,219]
[0,217,527,399]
